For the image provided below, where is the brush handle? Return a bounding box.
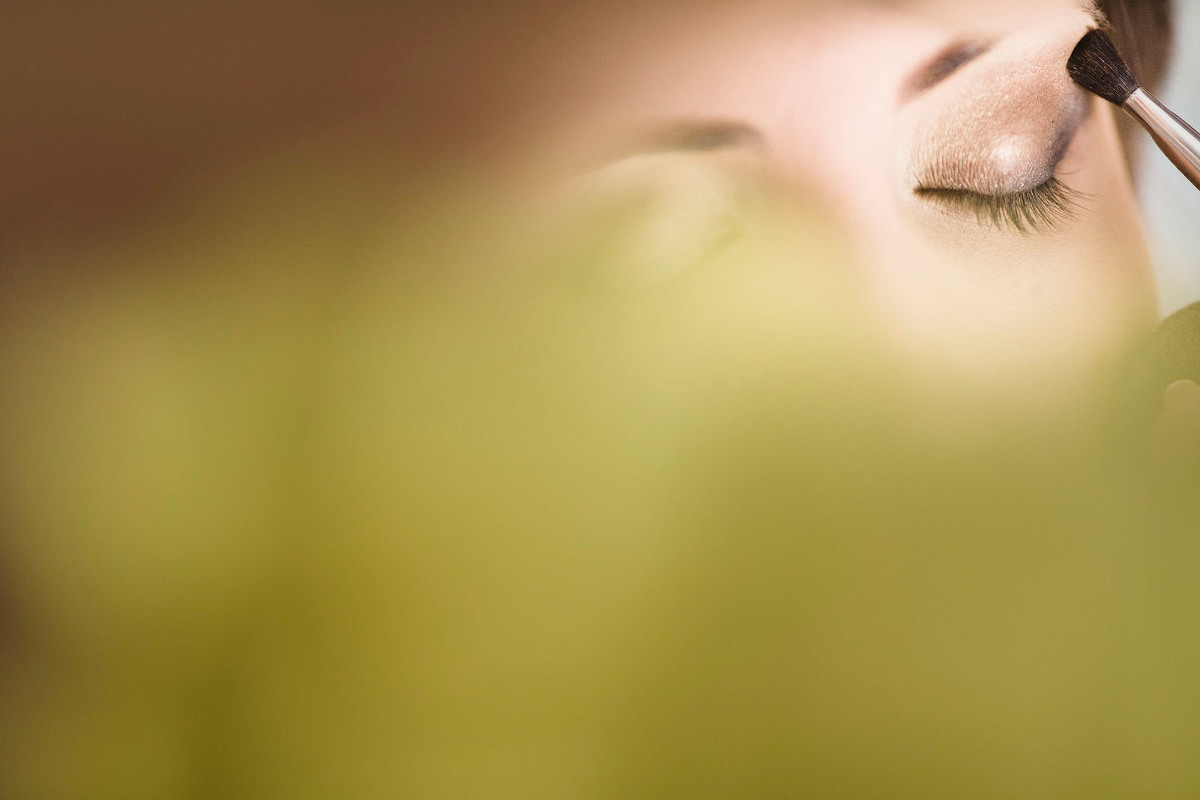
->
[1124,89,1200,192]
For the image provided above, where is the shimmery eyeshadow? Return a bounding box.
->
[906,28,1091,198]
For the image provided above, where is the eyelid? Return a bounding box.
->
[908,101,1088,234]
[915,177,1085,234]
[902,26,1092,228]
[916,136,1061,197]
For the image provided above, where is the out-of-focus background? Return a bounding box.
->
[4,5,1200,800]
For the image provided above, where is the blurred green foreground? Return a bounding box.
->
[2,149,1200,799]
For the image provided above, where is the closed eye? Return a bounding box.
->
[915,177,1085,234]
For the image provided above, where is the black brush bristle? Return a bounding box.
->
[1067,29,1139,106]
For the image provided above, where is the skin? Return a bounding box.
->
[491,0,1160,407]
[1,5,1193,797]
[1,1,1159,410]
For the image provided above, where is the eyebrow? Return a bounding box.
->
[900,39,993,103]
[616,120,767,158]
[899,2,1109,105]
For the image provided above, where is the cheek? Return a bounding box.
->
[835,102,1157,390]
[1074,101,1158,301]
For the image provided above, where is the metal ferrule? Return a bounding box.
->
[1123,88,1200,192]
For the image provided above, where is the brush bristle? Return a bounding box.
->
[1067,30,1139,105]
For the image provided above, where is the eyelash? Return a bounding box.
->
[915,177,1085,234]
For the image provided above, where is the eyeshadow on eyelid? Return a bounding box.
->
[907,60,1091,198]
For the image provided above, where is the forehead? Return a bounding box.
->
[814,0,1097,27]
[403,0,1106,163]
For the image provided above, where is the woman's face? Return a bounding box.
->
[509,0,1158,401]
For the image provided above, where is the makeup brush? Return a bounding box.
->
[1067,29,1200,191]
